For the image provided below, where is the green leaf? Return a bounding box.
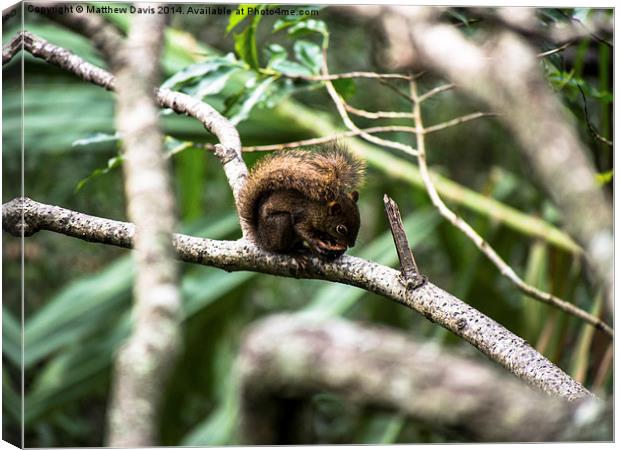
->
[265,44,287,67]
[24,215,249,423]
[265,44,314,77]
[273,15,307,33]
[288,19,328,39]
[521,241,549,343]
[3,368,21,422]
[74,155,124,192]
[164,136,193,158]
[596,170,613,185]
[2,306,21,367]
[572,8,590,22]
[332,78,356,100]
[228,76,277,125]
[161,54,240,90]
[272,8,323,33]
[293,40,323,74]
[227,4,255,33]
[233,8,265,70]
[570,291,603,383]
[192,66,242,98]
[180,338,240,445]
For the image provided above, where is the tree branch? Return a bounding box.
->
[237,314,611,444]
[3,31,249,237]
[398,6,613,314]
[408,79,612,337]
[35,2,125,70]
[105,6,180,447]
[2,197,594,402]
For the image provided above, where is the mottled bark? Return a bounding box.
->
[3,197,594,401]
[237,314,611,443]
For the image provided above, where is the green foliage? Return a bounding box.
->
[3,5,612,447]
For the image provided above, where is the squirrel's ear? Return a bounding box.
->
[349,191,359,203]
[328,201,342,215]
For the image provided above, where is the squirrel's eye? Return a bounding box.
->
[336,224,348,235]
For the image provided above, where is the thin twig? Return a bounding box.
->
[537,41,573,58]
[290,71,413,81]
[576,84,613,146]
[203,125,419,152]
[423,112,498,134]
[418,83,455,103]
[409,79,612,338]
[321,48,418,157]
[344,102,415,119]
[377,77,415,103]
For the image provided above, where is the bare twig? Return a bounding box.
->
[383,195,422,280]
[2,197,595,401]
[576,84,613,147]
[537,42,573,58]
[423,112,498,134]
[400,7,613,313]
[377,77,416,103]
[417,83,455,103]
[344,102,415,119]
[321,48,419,157]
[238,314,610,444]
[207,111,495,152]
[409,79,611,338]
[105,8,181,447]
[289,71,412,81]
[202,125,420,152]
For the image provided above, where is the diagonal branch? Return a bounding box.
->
[2,197,595,402]
[399,6,613,314]
[409,79,612,338]
[3,31,249,237]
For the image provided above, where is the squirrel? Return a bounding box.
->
[238,143,366,260]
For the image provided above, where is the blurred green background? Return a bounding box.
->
[2,4,613,446]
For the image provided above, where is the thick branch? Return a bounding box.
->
[237,314,610,443]
[2,197,594,402]
[105,7,180,447]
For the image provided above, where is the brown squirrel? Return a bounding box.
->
[238,143,366,259]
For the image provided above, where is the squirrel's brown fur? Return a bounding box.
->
[239,142,365,232]
[238,143,366,258]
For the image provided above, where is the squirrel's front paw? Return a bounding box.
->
[291,254,311,277]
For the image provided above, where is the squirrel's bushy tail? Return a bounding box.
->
[238,142,366,228]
